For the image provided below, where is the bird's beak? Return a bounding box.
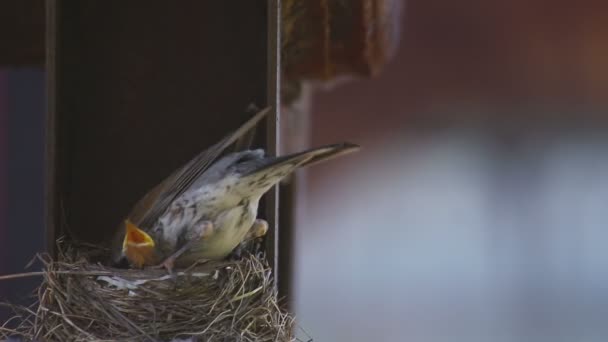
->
[122,219,155,252]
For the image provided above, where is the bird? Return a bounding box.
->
[111,107,359,272]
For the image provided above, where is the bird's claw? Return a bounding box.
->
[229,219,269,260]
[151,257,176,274]
[246,219,268,240]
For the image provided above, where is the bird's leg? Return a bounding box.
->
[153,221,214,274]
[230,219,269,259]
[246,218,269,240]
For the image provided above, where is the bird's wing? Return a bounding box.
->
[129,107,271,229]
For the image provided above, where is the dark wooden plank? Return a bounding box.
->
[0,0,45,66]
[265,0,282,289]
[46,0,58,256]
[278,180,295,307]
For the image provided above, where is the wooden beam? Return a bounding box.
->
[0,0,45,66]
[265,0,282,290]
[45,0,58,256]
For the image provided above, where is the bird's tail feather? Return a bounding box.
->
[240,142,360,180]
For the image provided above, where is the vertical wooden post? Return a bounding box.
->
[265,0,282,290]
[45,0,58,256]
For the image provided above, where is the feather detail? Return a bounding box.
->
[128,107,271,228]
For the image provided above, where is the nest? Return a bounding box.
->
[0,240,298,342]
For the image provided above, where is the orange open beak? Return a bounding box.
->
[122,219,156,268]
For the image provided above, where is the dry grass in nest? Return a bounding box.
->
[0,240,300,342]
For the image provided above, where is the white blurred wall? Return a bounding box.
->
[294,125,608,341]
[289,2,608,340]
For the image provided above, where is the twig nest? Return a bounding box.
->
[1,245,295,342]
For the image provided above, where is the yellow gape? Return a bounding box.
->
[122,219,156,268]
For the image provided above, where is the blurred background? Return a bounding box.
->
[2,1,608,341]
[0,70,45,321]
[293,1,608,341]
[0,1,47,323]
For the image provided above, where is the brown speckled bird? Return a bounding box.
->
[111,107,359,272]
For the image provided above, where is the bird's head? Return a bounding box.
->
[122,219,156,268]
